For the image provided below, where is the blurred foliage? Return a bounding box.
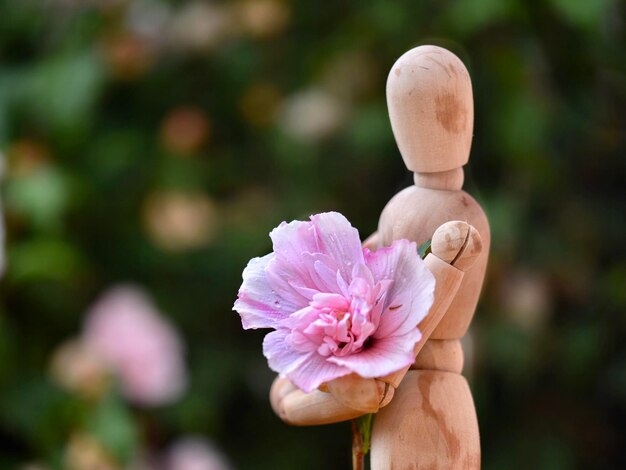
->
[0,0,625,468]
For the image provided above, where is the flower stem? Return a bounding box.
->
[351,419,365,470]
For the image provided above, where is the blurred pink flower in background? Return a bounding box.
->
[83,285,187,406]
[165,437,232,470]
[234,212,435,392]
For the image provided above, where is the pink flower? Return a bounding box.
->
[233,212,435,393]
[83,285,187,406]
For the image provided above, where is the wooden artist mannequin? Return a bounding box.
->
[270,45,490,469]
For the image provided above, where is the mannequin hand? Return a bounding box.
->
[325,374,393,413]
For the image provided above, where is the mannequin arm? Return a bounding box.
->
[269,221,482,426]
[380,221,482,387]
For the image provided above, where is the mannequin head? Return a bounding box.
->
[386,45,474,174]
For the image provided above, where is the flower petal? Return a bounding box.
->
[286,353,352,393]
[265,213,363,302]
[265,325,351,392]
[327,329,421,378]
[233,254,301,329]
[269,219,320,287]
[365,239,435,338]
[263,329,308,375]
[309,253,342,293]
[270,219,321,259]
[265,258,313,306]
[311,212,364,281]
[267,221,326,304]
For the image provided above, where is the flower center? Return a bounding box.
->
[304,277,379,357]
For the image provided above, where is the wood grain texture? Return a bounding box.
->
[326,374,386,413]
[387,45,474,173]
[411,339,464,374]
[432,220,483,272]
[378,187,490,339]
[270,377,364,426]
[371,370,480,469]
[414,168,464,191]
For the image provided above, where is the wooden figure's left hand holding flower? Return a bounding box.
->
[234,212,435,394]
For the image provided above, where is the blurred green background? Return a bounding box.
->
[1,0,625,468]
